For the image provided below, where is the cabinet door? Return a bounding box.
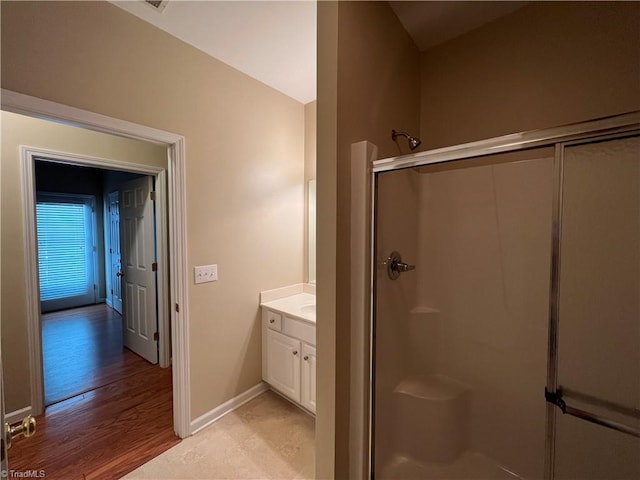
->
[301,343,316,414]
[266,329,301,402]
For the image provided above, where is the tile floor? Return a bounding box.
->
[123,390,315,479]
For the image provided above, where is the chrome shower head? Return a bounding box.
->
[391,129,422,151]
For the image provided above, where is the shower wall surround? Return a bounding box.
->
[418,153,552,477]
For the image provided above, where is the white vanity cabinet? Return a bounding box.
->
[266,328,301,401]
[301,343,316,412]
[261,297,316,415]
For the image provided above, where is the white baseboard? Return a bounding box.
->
[6,406,32,426]
[190,382,269,435]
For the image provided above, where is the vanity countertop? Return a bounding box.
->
[261,292,316,324]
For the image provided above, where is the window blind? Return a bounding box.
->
[36,194,96,311]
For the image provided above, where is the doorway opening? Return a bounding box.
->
[21,144,172,410]
[33,160,161,407]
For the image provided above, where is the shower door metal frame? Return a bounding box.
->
[367,111,640,479]
[545,131,640,479]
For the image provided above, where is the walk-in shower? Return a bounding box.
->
[363,113,640,480]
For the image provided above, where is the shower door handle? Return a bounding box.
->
[386,251,416,280]
[545,388,640,438]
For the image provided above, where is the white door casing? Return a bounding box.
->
[120,176,158,364]
[109,191,123,314]
[16,149,177,422]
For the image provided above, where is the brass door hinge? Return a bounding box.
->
[150,191,157,201]
[154,332,159,341]
[152,262,157,272]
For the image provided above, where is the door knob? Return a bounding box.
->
[5,415,36,449]
[116,271,124,277]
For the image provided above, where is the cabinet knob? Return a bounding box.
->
[269,319,275,323]
[303,355,309,361]
[293,350,298,356]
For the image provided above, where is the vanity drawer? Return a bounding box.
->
[266,310,282,331]
[283,316,315,346]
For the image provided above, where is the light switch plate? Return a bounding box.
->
[194,264,218,284]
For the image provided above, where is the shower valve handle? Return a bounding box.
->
[386,251,416,280]
[395,261,415,272]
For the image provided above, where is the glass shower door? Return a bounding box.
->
[549,135,640,479]
[372,149,554,479]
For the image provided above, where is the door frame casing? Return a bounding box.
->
[1,88,191,439]
[24,148,167,363]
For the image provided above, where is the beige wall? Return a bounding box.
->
[1,1,305,420]
[316,2,339,476]
[316,2,344,479]
[420,1,640,149]
[317,1,421,476]
[0,111,167,412]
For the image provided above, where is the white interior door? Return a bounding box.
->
[120,176,158,364]
[108,191,123,314]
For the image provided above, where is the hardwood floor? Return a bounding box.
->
[42,304,137,406]
[8,304,180,479]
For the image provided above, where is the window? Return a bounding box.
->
[36,193,97,312]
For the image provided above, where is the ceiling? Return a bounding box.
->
[112,1,527,105]
[389,1,528,51]
[113,1,317,104]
